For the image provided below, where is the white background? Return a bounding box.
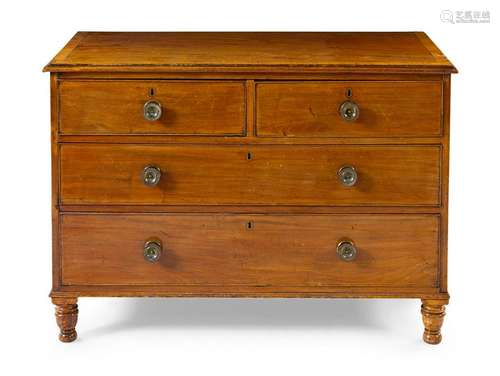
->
[0,0,498,374]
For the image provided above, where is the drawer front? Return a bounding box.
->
[60,145,440,206]
[59,80,246,135]
[61,214,439,287]
[256,81,442,137]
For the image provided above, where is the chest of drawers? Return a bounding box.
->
[44,32,456,344]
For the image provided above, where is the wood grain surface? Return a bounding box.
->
[256,81,442,137]
[60,144,441,206]
[61,214,439,287]
[59,80,246,135]
[44,32,457,73]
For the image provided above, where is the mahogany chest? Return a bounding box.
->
[44,32,456,344]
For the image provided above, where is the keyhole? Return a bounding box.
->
[246,152,253,160]
[346,88,352,98]
[246,221,253,230]
[149,88,155,97]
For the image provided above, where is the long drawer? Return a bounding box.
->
[60,144,441,206]
[60,214,439,287]
[58,80,246,135]
[256,81,442,137]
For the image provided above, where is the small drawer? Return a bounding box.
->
[58,80,246,135]
[256,81,442,137]
[60,144,441,206]
[60,214,439,288]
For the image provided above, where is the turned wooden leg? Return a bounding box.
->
[52,297,78,342]
[421,299,448,344]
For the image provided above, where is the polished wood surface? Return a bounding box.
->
[45,32,456,343]
[60,145,441,206]
[61,214,439,287]
[59,80,246,135]
[421,298,449,344]
[256,81,442,137]
[44,32,456,73]
[52,297,78,343]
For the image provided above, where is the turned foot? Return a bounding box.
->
[421,299,448,344]
[52,297,78,342]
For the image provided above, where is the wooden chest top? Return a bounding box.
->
[44,32,457,73]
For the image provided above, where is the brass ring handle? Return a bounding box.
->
[336,240,357,262]
[144,100,162,121]
[143,166,161,187]
[337,165,357,187]
[144,240,162,263]
[339,100,360,122]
